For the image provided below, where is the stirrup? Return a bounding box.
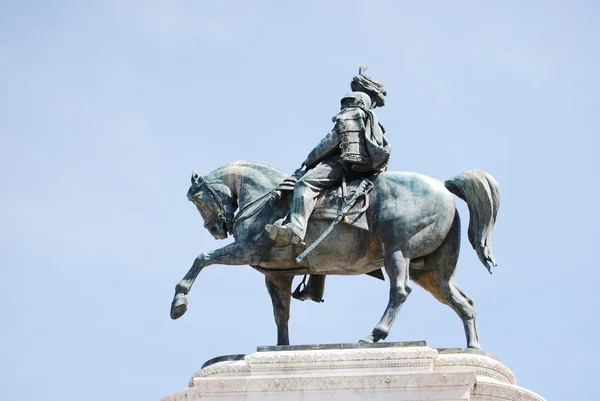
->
[292,276,324,303]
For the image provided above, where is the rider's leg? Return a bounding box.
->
[287,158,345,240]
[266,158,345,245]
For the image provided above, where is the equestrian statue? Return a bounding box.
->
[170,66,500,349]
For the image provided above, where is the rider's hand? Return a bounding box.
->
[302,159,316,170]
[293,168,306,179]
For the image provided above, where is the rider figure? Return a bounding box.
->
[266,66,390,248]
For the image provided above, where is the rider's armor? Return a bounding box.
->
[303,91,382,173]
[335,108,369,169]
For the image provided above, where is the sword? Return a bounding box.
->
[295,180,374,263]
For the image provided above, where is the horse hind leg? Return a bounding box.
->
[453,284,480,348]
[413,270,480,349]
[412,216,481,349]
[361,249,411,343]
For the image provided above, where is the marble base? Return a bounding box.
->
[160,343,545,401]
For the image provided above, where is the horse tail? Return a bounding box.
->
[444,170,500,274]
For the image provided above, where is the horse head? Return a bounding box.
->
[187,169,237,240]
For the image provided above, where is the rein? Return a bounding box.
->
[231,190,275,231]
[191,173,275,234]
[191,176,232,230]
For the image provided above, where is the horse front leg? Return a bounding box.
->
[265,273,294,345]
[170,241,254,319]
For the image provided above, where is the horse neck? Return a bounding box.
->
[206,161,287,210]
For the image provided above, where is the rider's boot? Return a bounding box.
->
[266,163,331,246]
[265,221,303,246]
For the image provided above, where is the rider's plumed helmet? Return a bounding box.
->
[350,65,387,108]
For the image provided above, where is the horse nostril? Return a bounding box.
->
[210,227,218,234]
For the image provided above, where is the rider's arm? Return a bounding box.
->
[303,130,340,169]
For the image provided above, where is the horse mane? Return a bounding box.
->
[199,161,288,208]
[205,160,285,179]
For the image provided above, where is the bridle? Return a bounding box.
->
[188,173,233,232]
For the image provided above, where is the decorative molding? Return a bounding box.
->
[190,360,250,387]
[251,362,431,372]
[475,370,511,384]
[256,340,427,352]
[436,354,516,384]
[473,382,546,401]
[244,347,437,365]
[195,372,475,394]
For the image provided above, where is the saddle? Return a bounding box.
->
[270,174,372,231]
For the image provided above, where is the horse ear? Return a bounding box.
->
[192,169,199,184]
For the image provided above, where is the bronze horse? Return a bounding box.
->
[170,161,500,349]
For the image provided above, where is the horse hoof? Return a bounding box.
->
[359,335,375,344]
[170,294,188,320]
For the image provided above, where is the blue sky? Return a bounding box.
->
[1,1,598,400]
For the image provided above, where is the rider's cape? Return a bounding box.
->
[362,108,391,171]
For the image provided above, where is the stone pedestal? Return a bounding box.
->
[160,342,545,401]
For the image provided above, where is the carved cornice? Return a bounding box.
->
[436,353,516,384]
[195,371,475,394]
[244,347,437,365]
[473,382,546,401]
